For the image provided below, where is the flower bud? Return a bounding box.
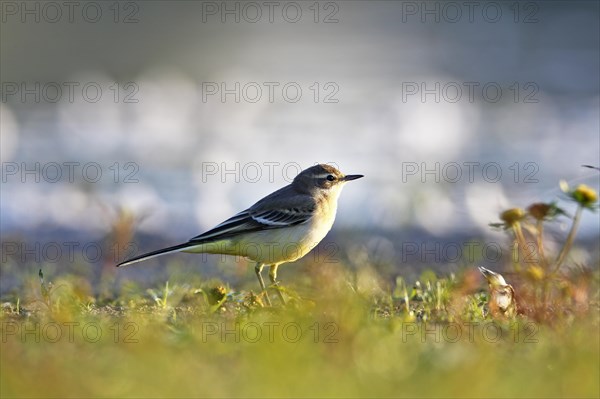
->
[573,184,598,207]
[500,208,525,227]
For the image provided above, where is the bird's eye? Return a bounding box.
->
[326,175,335,181]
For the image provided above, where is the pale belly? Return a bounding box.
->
[183,212,336,265]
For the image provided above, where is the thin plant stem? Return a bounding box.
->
[554,204,583,273]
[535,220,548,269]
[535,220,551,306]
[511,222,528,271]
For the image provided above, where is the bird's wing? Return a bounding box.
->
[251,205,315,226]
[189,187,315,243]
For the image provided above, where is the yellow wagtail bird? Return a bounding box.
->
[116,164,363,305]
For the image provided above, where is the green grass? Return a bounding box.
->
[1,264,598,398]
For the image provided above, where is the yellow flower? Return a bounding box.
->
[500,208,525,227]
[526,265,545,281]
[573,184,598,207]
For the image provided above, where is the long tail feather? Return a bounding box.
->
[116,242,200,267]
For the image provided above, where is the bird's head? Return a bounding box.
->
[293,164,363,195]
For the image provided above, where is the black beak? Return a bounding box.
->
[343,174,364,181]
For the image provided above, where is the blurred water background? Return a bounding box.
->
[1,1,599,293]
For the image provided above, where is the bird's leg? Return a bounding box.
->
[269,264,286,305]
[255,263,272,306]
